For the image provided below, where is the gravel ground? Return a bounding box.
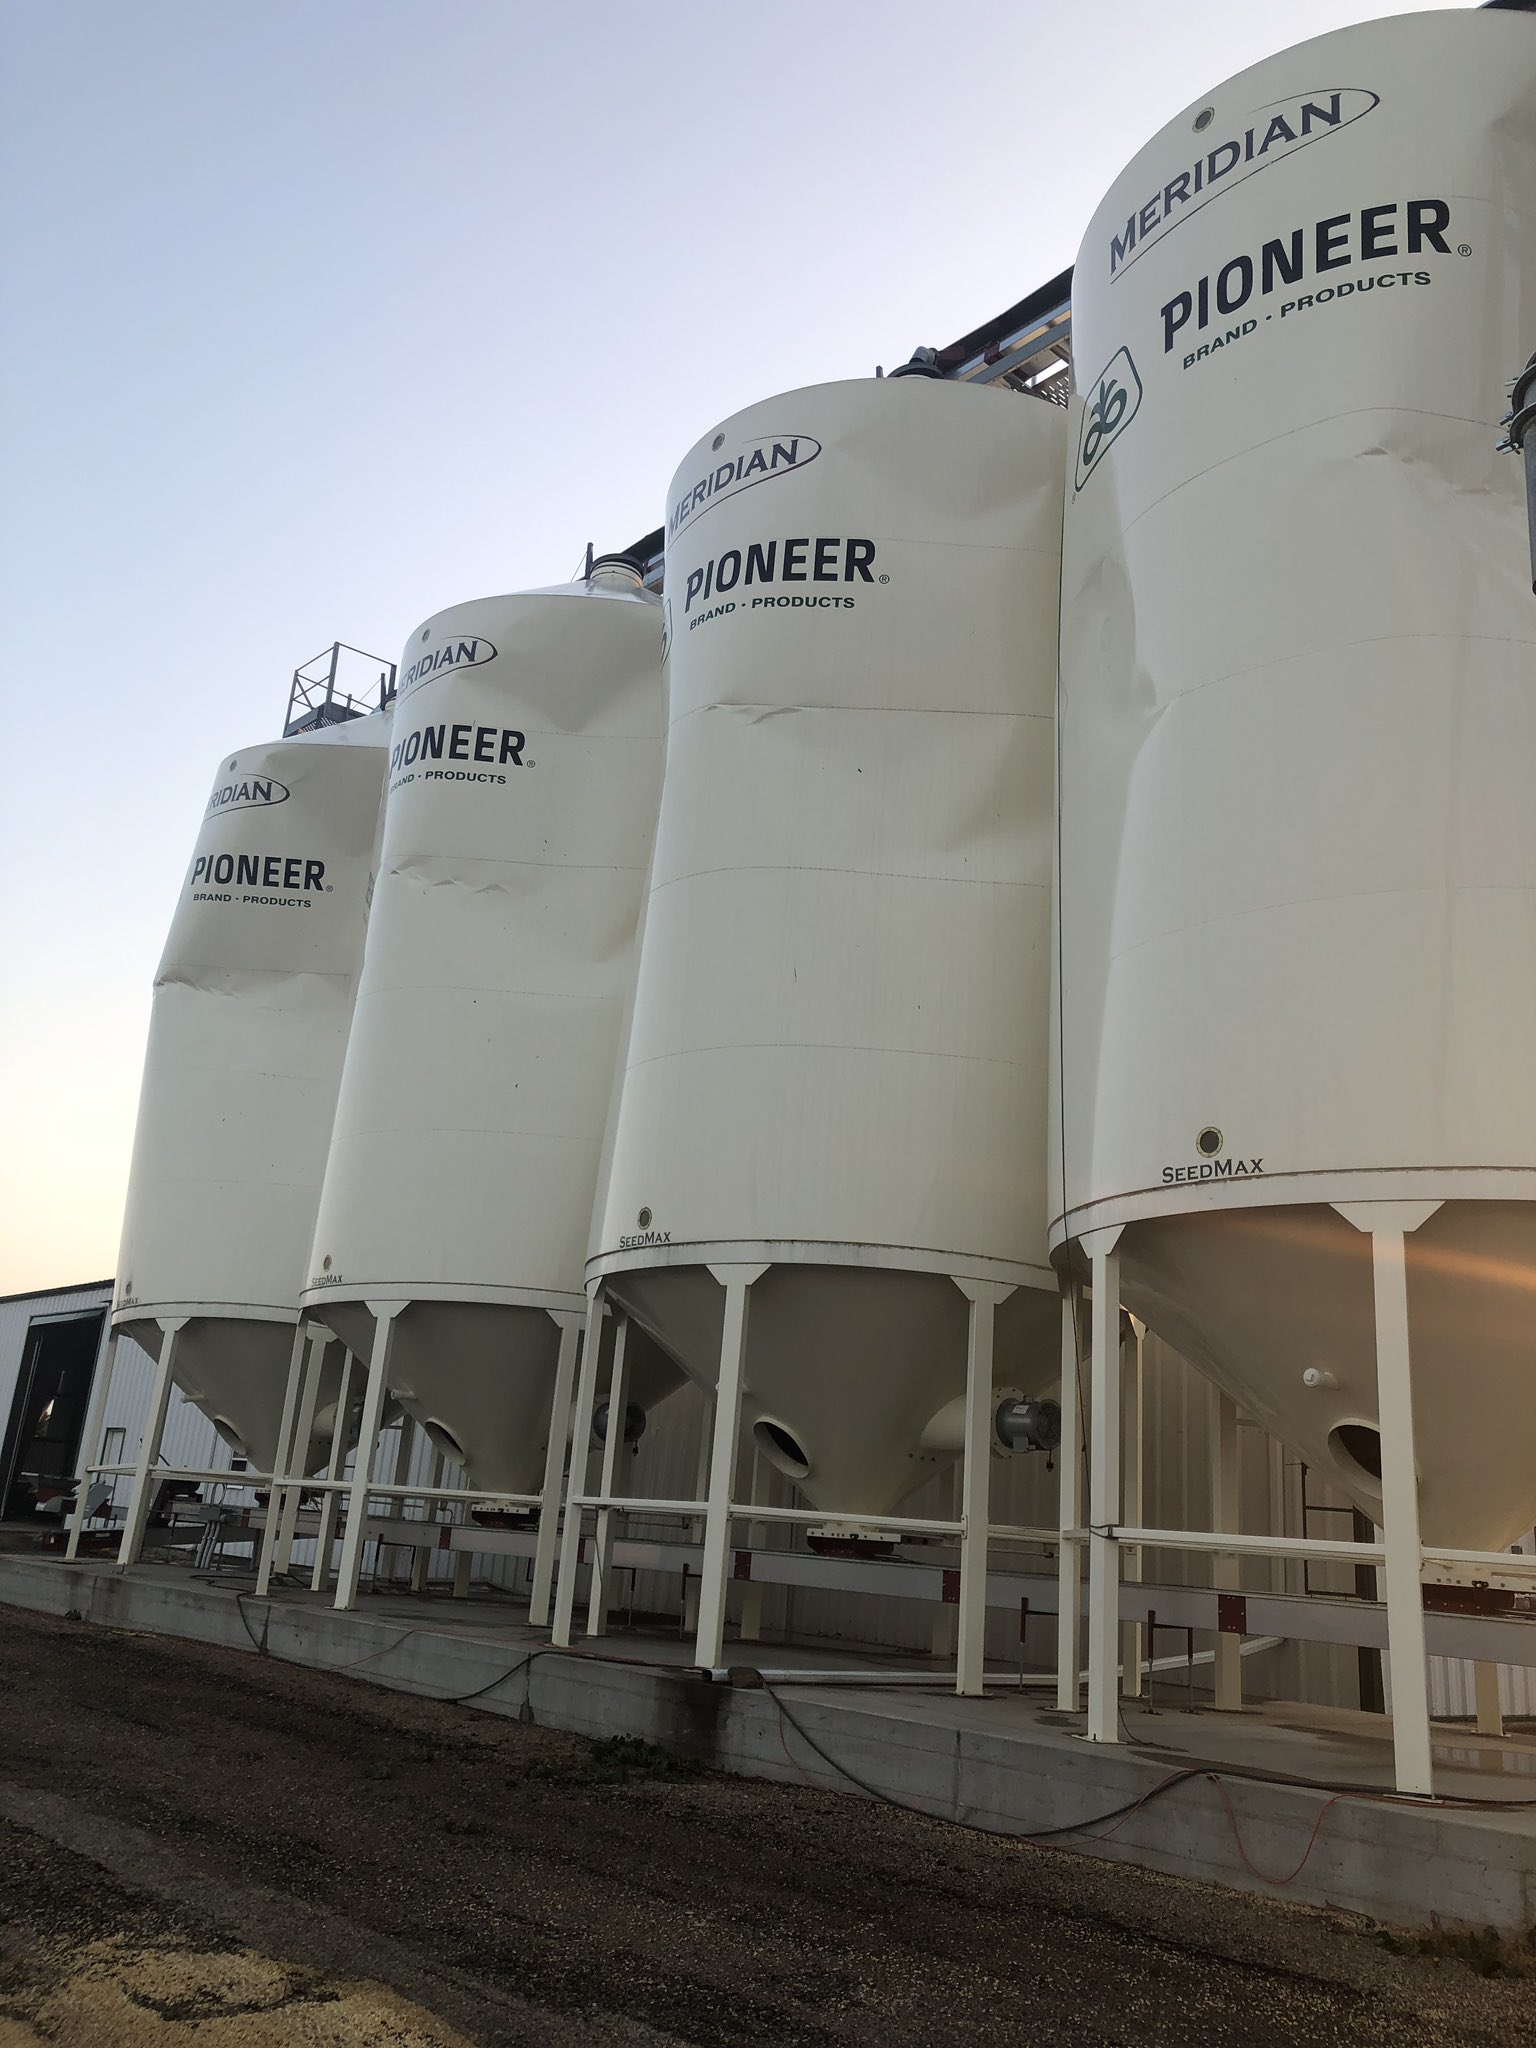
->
[0,1602,1533,2046]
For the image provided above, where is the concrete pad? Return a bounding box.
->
[3,1550,1535,1934]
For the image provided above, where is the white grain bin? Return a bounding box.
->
[1053,8,1536,1550]
[591,375,1066,1519]
[113,715,389,1470]
[303,566,676,1496]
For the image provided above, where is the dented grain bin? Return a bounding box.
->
[1053,7,1536,1550]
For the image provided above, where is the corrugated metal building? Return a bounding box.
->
[0,1281,263,1527]
[1,1282,116,1518]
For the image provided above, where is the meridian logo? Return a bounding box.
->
[400,635,497,697]
[1107,88,1379,279]
[1074,348,1143,490]
[206,771,289,816]
[668,435,821,541]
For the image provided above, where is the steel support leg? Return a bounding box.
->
[1286,1455,1308,1598]
[925,1466,962,1654]
[1210,1384,1242,1711]
[1475,1661,1505,1738]
[66,1328,119,1560]
[956,1279,1013,1697]
[1267,1436,1288,1595]
[1373,1224,1435,1793]
[117,1318,186,1567]
[691,1395,714,1542]
[586,1315,631,1638]
[1122,1319,1145,1700]
[310,1350,356,1592]
[1056,1284,1084,1711]
[305,1366,352,1590]
[693,1264,767,1670]
[333,1306,401,1612]
[931,1464,962,1658]
[529,1311,582,1628]
[253,1323,310,1597]
[272,1329,329,1577]
[684,1393,713,1634]
[410,1450,445,1593]
[379,1413,417,1585]
[737,1443,768,1644]
[1335,1200,1441,1797]
[1086,1235,1123,1744]
[551,1287,607,1647]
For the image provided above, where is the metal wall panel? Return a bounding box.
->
[0,1284,114,1501]
[0,1282,111,1423]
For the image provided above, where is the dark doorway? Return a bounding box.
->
[1,1312,105,1518]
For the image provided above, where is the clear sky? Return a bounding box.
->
[0,0,1465,1294]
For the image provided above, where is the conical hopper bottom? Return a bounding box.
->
[606,1262,1059,1518]
[321,1299,683,1497]
[119,1314,344,1476]
[1121,1199,1536,1553]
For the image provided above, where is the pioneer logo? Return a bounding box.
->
[668,435,821,540]
[206,772,289,816]
[1161,198,1452,353]
[1074,348,1142,490]
[1108,89,1379,279]
[389,722,525,773]
[400,635,497,696]
[683,535,876,614]
[190,852,327,891]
